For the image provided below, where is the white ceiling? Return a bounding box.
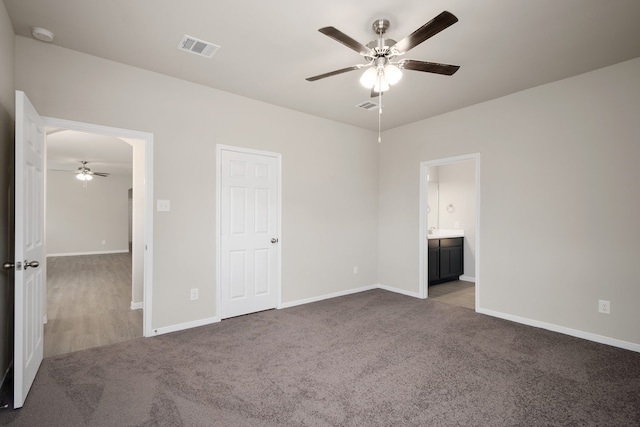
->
[5,0,640,134]
[46,129,133,175]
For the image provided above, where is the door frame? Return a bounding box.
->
[215,144,282,319]
[42,117,155,337]
[419,153,481,309]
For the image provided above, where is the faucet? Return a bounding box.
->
[428,227,436,235]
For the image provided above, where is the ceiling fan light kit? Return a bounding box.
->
[359,66,378,88]
[359,61,402,92]
[382,63,402,85]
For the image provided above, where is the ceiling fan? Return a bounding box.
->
[72,161,110,181]
[306,11,460,95]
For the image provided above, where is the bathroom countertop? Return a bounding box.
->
[427,229,464,239]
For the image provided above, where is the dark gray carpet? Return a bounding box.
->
[2,289,639,426]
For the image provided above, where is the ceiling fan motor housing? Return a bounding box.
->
[372,19,390,35]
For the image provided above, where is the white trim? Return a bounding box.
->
[279,285,378,309]
[130,301,143,310]
[215,144,282,319]
[144,282,639,353]
[44,117,153,141]
[152,316,220,336]
[47,250,129,257]
[418,164,429,299]
[459,275,476,283]
[477,308,640,353]
[42,117,154,338]
[378,283,421,298]
[143,136,154,337]
[419,153,481,309]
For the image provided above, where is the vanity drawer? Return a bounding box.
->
[428,239,440,249]
[440,237,463,248]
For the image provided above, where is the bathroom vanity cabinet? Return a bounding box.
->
[428,237,463,285]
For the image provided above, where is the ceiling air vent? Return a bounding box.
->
[178,35,220,58]
[356,101,378,111]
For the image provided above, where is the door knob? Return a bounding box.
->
[271,238,279,244]
[24,260,40,270]
[4,260,40,271]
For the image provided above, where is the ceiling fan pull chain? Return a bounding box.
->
[378,91,382,143]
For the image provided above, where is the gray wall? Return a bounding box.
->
[379,57,640,346]
[15,36,380,330]
[46,171,132,255]
[0,1,14,390]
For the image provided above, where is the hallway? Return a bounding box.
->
[44,253,142,357]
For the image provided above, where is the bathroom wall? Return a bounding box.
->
[437,160,476,280]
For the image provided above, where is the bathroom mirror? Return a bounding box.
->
[427,181,439,230]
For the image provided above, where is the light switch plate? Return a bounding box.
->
[157,200,170,212]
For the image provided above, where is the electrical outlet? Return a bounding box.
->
[190,288,199,301]
[353,266,358,275]
[598,300,610,314]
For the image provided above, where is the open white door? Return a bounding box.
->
[13,91,45,408]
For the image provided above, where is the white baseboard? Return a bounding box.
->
[47,249,129,257]
[460,275,476,283]
[151,316,220,336]
[279,284,378,309]
[477,308,640,353]
[147,284,639,354]
[130,301,143,310]
[378,283,421,298]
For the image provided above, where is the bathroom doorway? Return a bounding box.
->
[419,154,480,310]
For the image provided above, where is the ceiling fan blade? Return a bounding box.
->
[318,27,370,55]
[306,65,361,82]
[400,60,460,75]
[93,172,110,177]
[392,11,458,53]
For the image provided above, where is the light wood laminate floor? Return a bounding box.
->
[428,280,475,309]
[44,253,142,358]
